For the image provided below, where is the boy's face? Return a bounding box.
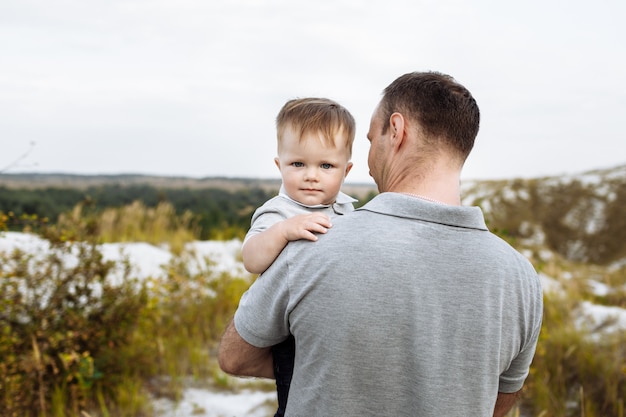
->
[275,126,353,206]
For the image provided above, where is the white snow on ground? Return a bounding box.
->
[0,231,49,253]
[100,242,173,284]
[587,279,612,297]
[0,232,251,282]
[0,231,52,264]
[152,389,276,417]
[578,301,626,339]
[184,239,250,277]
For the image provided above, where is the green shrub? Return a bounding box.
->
[0,232,148,416]
[0,204,250,416]
[522,291,626,417]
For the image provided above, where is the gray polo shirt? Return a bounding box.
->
[235,192,543,416]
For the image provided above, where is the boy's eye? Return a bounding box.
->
[321,163,333,169]
[292,162,304,167]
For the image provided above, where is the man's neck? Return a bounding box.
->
[389,170,462,206]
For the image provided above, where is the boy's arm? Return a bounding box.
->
[242,212,332,274]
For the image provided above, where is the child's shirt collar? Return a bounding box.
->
[278,185,357,210]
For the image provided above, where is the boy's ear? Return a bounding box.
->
[274,157,281,170]
[344,161,353,177]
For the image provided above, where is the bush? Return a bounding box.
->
[0,231,148,416]
[521,291,626,417]
[0,204,251,416]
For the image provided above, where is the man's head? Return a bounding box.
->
[274,98,355,206]
[367,72,480,191]
[378,71,479,161]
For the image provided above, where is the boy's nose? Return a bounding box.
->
[304,167,318,181]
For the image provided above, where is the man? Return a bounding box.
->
[219,71,543,416]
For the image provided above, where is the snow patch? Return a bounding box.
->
[152,389,276,417]
[0,232,251,283]
[577,301,626,338]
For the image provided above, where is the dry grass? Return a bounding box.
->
[56,200,197,254]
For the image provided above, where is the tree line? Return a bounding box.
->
[0,184,278,239]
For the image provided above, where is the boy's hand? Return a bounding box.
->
[280,213,332,242]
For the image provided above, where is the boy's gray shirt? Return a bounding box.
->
[235,192,543,416]
[243,185,356,244]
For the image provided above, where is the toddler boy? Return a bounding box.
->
[242,97,356,416]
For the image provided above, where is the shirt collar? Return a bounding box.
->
[358,192,488,231]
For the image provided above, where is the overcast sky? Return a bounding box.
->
[1,0,625,185]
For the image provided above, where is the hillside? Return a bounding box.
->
[2,164,625,265]
[462,163,626,266]
[0,172,378,198]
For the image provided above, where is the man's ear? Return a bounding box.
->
[389,112,406,149]
[389,113,406,150]
[274,157,281,170]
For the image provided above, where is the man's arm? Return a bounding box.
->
[218,319,275,379]
[493,390,521,417]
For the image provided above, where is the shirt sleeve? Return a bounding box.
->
[243,204,288,244]
[234,248,292,347]
[498,275,543,392]
[498,340,537,392]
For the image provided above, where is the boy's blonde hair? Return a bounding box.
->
[276,98,356,157]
